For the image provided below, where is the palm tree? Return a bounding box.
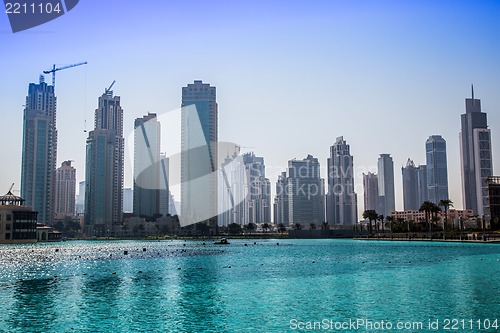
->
[121,223,128,237]
[431,204,441,233]
[277,223,287,234]
[262,223,270,233]
[245,223,256,234]
[293,223,302,231]
[138,224,145,236]
[419,201,433,232]
[320,222,330,230]
[439,199,453,232]
[419,201,440,234]
[309,223,316,230]
[362,210,378,234]
[228,223,242,235]
[377,214,385,233]
[386,216,394,233]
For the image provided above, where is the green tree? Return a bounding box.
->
[309,223,316,230]
[132,225,139,237]
[121,223,128,237]
[439,199,453,232]
[419,201,440,234]
[262,223,270,233]
[377,214,385,233]
[53,221,64,233]
[386,216,394,232]
[228,223,243,235]
[293,223,302,231]
[245,223,256,234]
[362,210,378,234]
[320,222,330,230]
[277,223,287,234]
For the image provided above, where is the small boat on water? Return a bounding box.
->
[214,238,230,245]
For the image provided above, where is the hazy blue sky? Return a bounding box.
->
[1,0,499,217]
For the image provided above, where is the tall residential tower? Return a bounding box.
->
[326,136,357,225]
[460,86,493,216]
[84,85,124,236]
[287,155,325,227]
[426,135,449,205]
[402,159,419,211]
[55,160,76,218]
[363,172,378,212]
[133,113,161,218]
[21,76,57,225]
[377,154,395,217]
[180,81,218,227]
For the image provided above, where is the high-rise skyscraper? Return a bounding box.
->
[21,76,57,225]
[416,165,428,206]
[75,180,85,214]
[219,152,271,226]
[159,153,172,216]
[84,85,124,236]
[377,154,395,217]
[55,160,76,218]
[242,152,271,225]
[274,171,289,226]
[181,80,218,226]
[426,135,449,205]
[402,159,419,211]
[363,172,378,212]
[460,86,493,216]
[123,188,133,213]
[287,155,325,227]
[326,136,357,225]
[133,113,161,217]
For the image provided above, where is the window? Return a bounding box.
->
[6,214,12,221]
[5,233,10,240]
[6,224,11,231]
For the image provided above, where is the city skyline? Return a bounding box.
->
[2,1,500,220]
[11,76,498,224]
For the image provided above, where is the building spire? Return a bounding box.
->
[471,84,475,106]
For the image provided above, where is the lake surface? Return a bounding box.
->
[0,239,499,332]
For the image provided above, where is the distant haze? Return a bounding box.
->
[1,1,499,219]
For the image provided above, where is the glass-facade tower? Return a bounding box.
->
[180,81,218,227]
[426,135,449,205]
[21,76,57,225]
[326,136,357,225]
[84,87,124,236]
[460,87,493,217]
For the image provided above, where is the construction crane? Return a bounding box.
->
[8,183,14,193]
[43,61,87,89]
[105,80,116,94]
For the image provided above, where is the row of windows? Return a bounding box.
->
[0,214,12,221]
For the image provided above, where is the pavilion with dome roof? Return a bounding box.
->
[0,188,38,244]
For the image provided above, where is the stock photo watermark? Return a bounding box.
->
[4,0,79,32]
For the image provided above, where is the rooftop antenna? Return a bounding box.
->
[471,84,475,106]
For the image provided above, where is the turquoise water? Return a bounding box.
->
[0,239,499,332]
